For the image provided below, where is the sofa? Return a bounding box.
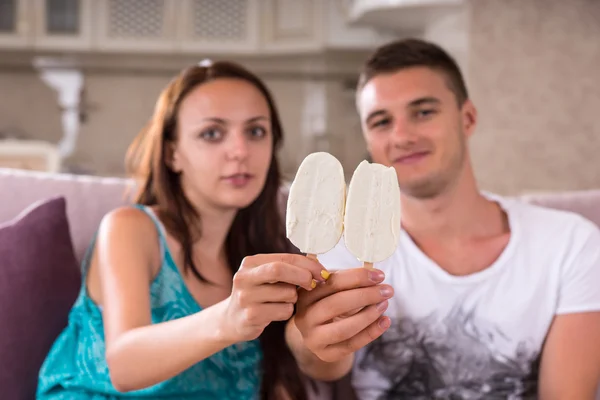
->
[1,166,599,399]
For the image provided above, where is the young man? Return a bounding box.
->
[286,38,600,399]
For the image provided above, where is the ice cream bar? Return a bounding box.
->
[286,152,346,259]
[344,160,401,269]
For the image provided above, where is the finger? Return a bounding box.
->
[297,268,387,310]
[313,301,389,345]
[248,262,316,291]
[243,303,295,327]
[319,316,391,363]
[241,253,329,282]
[306,285,393,326]
[333,306,365,321]
[237,283,298,307]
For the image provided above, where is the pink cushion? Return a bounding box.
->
[0,197,81,399]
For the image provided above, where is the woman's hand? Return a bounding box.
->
[220,254,329,343]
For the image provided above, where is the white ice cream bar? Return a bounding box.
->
[344,160,401,265]
[286,152,346,255]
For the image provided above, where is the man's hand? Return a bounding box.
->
[294,267,394,363]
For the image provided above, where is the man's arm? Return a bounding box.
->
[285,316,354,381]
[539,220,600,399]
[538,312,600,399]
[286,268,393,382]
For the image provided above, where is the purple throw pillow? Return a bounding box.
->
[0,196,81,399]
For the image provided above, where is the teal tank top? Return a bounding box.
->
[37,205,263,399]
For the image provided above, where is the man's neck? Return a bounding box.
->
[400,166,505,241]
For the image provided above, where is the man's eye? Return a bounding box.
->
[416,109,437,119]
[372,118,390,128]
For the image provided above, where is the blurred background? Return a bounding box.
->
[0,0,598,195]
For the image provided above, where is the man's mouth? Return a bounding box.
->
[394,151,430,165]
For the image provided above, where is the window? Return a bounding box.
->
[0,0,16,33]
[46,0,79,34]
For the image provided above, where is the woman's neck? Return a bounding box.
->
[193,207,237,262]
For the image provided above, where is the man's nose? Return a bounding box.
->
[390,120,416,144]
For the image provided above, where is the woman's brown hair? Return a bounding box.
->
[125,61,307,400]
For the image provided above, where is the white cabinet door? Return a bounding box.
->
[32,0,93,51]
[177,0,259,54]
[0,0,33,49]
[260,0,324,53]
[94,0,178,53]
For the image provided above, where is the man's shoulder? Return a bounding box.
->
[498,194,600,245]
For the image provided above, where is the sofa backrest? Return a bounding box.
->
[0,168,132,261]
[0,168,292,262]
[522,190,600,227]
[3,167,600,261]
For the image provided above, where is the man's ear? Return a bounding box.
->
[461,99,478,138]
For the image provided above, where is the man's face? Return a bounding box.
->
[357,67,476,199]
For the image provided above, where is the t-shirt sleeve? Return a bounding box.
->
[317,235,362,272]
[556,219,600,315]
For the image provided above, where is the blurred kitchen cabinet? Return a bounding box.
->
[0,0,33,49]
[260,0,324,53]
[0,0,397,55]
[94,0,178,53]
[32,0,93,51]
[0,140,61,173]
[176,0,259,54]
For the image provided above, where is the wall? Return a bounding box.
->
[0,71,62,144]
[468,0,600,195]
[0,52,369,180]
[0,0,389,180]
[2,0,599,194]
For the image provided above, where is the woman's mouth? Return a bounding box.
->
[222,173,253,187]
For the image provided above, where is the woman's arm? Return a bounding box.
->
[90,208,327,392]
[91,208,235,392]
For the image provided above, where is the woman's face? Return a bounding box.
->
[170,78,274,211]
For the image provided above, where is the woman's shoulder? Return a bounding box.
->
[97,205,161,249]
[101,204,154,228]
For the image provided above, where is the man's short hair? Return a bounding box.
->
[358,38,469,106]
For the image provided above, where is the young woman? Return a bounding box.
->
[37,61,329,399]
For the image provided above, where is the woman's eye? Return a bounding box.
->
[248,126,266,138]
[200,129,222,141]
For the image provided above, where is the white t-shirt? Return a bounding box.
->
[317,195,600,400]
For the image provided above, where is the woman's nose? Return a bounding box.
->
[227,133,249,161]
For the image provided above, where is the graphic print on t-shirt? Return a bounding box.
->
[358,301,541,400]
